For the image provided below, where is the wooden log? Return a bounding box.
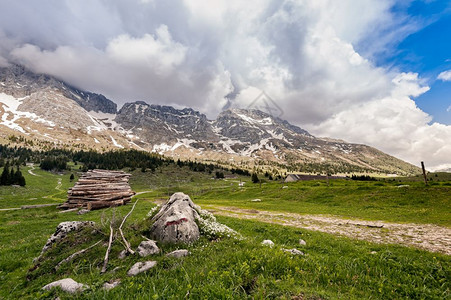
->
[87,200,125,210]
[68,194,135,202]
[69,189,133,195]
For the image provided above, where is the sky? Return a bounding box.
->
[0,0,450,170]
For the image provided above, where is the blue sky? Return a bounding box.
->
[378,0,451,125]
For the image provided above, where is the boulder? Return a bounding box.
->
[262,240,275,247]
[102,279,121,291]
[150,192,200,244]
[35,221,95,261]
[166,249,189,258]
[42,278,88,294]
[127,261,157,276]
[137,240,160,257]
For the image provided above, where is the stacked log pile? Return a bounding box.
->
[60,169,135,210]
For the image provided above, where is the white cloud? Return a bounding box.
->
[310,73,451,169]
[437,70,451,82]
[447,105,451,112]
[0,0,450,169]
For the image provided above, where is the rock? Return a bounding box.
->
[166,249,189,258]
[127,261,157,276]
[103,279,121,291]
[35,221,95,261]
[137,240,160,257]
[370,251,377,255]
[262,240,275,247]
[118,250,127,259]
[251,199,262,202]
[77,209,90,215]
[150,192,200,244]
[282,186,288,189]
[282,248,305,256]
[298,239,307,246]
[42,278,89,294]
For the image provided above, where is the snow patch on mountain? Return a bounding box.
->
[110,135,124,148]
[0,92,56,133]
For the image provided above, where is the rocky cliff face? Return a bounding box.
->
[115,102,218,145]
[0,64,117,114]
[0,65,420,175]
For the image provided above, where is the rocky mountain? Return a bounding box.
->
[0,65,116,114]
[0,65,420,175]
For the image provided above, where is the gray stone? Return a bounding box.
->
[166,249,189,258]
[137,240,160,257]
[42,278,89,294]
[127,261,157,276]
[251,199,262,202]
[150,193,200,244]
[102,279,121,291]
[299,239,307,246]
[77,209,90,215]
[282,248,305,256]
[262,240,275,247]
[118,250,127,259]
[36,221,95,261]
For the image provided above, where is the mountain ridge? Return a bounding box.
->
[0,65,421,175]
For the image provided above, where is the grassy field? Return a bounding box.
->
[127,166,451,226]
[0,165,450,299]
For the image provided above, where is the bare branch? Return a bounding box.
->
[119,200,139,255]
[101,224,114,273]
[55,240,102,270]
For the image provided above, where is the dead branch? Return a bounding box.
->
[101,224,114,273]
[141,235,151,241]
[55,240,102,270]
[119,200,139,255]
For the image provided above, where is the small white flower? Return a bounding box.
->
[147,205,161,218]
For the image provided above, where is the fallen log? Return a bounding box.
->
[87,200,125,211]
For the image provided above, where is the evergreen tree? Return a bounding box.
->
[1,163,10,185]
[251,173,259,184]
[14,168,25,186]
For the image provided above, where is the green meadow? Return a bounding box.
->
[0,165,449,299]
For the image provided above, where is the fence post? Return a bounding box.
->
[421,161,428,186]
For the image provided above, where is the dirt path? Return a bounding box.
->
[206,205,451,255]
[134,191,153,196]
[55,178,62,191]
[27,164,40,177]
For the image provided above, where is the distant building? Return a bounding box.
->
[284,174,301,182]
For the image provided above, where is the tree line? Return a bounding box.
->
[0,145,251,178]
[0,162,26,186]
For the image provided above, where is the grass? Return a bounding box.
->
[127,167,451,226]
[194,180,451,226]
[0,205,449,299]
[0,166,450,298]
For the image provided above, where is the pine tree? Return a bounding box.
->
[251,173,259,184]
[1,163,10,185]
[14,168,25,186]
